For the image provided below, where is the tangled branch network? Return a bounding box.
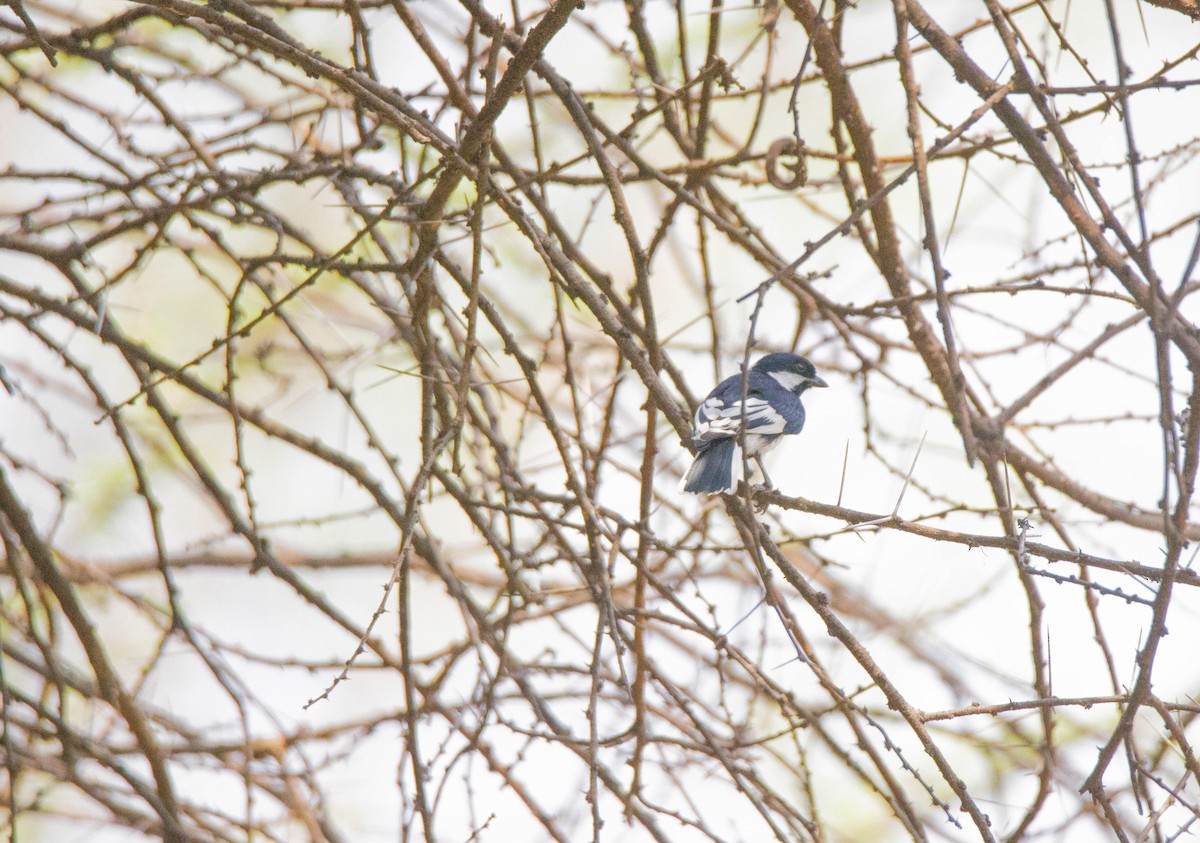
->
[2,0,1200,840]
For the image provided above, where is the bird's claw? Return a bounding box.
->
[742,482,772,513]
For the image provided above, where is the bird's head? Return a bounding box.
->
[751,353,828,394]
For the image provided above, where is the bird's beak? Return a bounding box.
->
[809,374,829,388]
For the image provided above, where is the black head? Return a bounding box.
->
[751,353,828,393]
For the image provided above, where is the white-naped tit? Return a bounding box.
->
[680,353,827,495]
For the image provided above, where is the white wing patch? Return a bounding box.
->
[694,396,787,440]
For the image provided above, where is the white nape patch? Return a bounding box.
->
[768,370,806,392]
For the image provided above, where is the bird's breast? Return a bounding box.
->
[744,433,783,456]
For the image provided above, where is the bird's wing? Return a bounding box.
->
[693,387,789,443]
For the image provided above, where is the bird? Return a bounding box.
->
[680,352,827,495]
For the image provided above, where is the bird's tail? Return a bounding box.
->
[680,439,762,495]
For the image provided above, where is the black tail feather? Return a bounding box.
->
[681,439,738,494]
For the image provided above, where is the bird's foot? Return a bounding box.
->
[749,483,773,513]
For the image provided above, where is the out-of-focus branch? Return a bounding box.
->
[1,1,1198,840]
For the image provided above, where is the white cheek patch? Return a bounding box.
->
[768,371,805,392]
